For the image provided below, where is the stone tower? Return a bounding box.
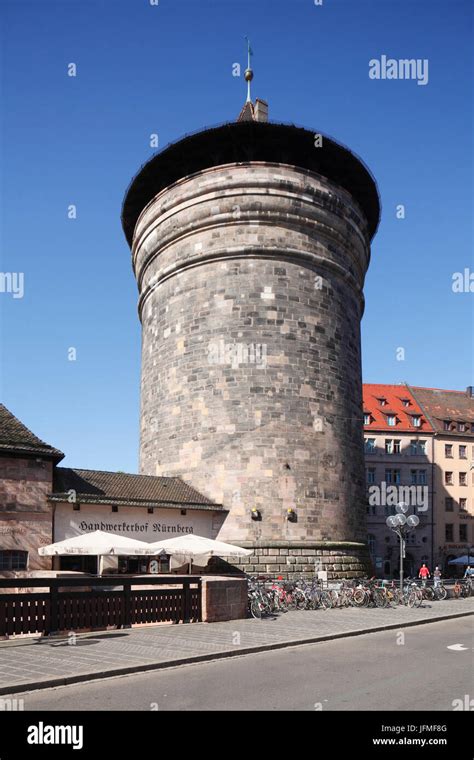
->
[122,81,380,578]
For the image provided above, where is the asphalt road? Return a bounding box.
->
[7,617,473,711]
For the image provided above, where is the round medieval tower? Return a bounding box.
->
[122,84,380,578]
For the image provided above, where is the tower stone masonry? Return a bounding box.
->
[122,111,380,578]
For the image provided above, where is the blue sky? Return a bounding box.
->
[0,0,472,471]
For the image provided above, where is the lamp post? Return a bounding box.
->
[386,502,420,593]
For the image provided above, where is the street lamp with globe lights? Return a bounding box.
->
[386,502,420,592]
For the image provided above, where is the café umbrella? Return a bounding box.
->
[448,555,473,565]
[38,530,162,576]
[149,533,252,573]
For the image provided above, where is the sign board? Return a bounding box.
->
[54,503,216,544]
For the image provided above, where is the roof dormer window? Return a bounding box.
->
[411,415,421,428]
[377,398,387,407]
[364,413,371,425]
[401,399,410,407]
[386,414,396,426]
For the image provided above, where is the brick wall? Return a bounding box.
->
[201,576,248,622]
[0,456,53,570]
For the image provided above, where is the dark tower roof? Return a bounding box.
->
[121,120,381,248]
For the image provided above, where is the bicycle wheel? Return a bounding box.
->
[392,589,403,606]
[352,588,367,607]
[294,590,307,610]
[436,586,447,601]
[415,589,424,607]
[424,587,434,601]
[278,594,289,612]
[387,591,398,608]
[374,590,387,608]
[320,591,333,609]
[285,592,297,611]
[250,598,262,619]
[407,592,417,608]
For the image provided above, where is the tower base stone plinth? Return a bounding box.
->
[208,542,372,580]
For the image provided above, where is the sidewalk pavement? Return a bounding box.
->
[0,598,472,696]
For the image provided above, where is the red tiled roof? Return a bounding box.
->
[409,386,474,436]
[363,384,434,433]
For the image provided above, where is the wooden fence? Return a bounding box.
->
[0,576,201,637]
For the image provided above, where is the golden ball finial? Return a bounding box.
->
[244,68,254,82]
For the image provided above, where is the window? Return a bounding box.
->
[444,420,451,431]
[445,498,453,511]
[411,415,421,428]
[458,422,466,432]
[363,413,371,425]
[409,469,426,485]
[459,445,467,459]
[365,438,376,453]
[385,439,393,454]
[393,440,401,453]
[401,399,410,407]
[378,398,387,407]
[387,415,396,426]
[445,444,453,458]
[112,505,118,513]
[366,468,376,484]
[410,440,426,455]
[445,524,454,541]
[367,534,376,557]
[460,525,468,542]
[460,498,467,511]
[385,469,401,484]
[60,555,98,574]
[460,472,467,486]
[0,550,28,570]
[445,472,453,485]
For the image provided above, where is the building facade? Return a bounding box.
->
[0,404,64,572]
[121,86,380,578]
[409,386,474,573]
[363,385,435,577]
[364,384,474,577]
[0,405,225,575]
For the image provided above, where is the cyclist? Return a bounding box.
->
[418,563,431,587]
[463,565,474,579]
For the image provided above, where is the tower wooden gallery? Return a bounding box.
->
[121,57,380,578]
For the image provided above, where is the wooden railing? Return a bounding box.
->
[0,576,201,637]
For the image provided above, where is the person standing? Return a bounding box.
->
[418,563,431,587]
[463,565,474,579]
[433,566,442,589]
